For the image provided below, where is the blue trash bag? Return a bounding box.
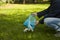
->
[23,14,36,30]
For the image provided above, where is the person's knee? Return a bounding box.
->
[44,18,52,24]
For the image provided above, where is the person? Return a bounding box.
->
[33,0,60,37]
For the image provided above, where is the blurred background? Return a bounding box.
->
[0,0,60,40]
[0,0,49,4]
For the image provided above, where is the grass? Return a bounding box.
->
[0,4,60,40]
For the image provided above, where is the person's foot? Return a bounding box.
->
[54,28,60,37]
[29,26,34,32]
[24,28,30,32]
[23,28,33,32]
[55,31,60,37]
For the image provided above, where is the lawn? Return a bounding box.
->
[0,4,60,40]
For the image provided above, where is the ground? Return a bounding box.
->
[0,4,60,40]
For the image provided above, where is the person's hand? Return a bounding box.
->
[35,20,39,25]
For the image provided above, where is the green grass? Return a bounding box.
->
[0,4,60,40]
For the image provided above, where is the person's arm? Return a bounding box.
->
[37,9,48,18]
[37,0,52,18]
[37,5,52,18]
[37,6,51,24]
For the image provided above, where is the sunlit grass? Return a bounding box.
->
[0,4,60,40]
[0,4,49,15]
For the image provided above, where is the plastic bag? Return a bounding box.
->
[23,14,36,31]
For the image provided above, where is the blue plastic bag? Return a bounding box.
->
[23,14,36,30]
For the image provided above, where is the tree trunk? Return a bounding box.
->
[33,0,37,4]
[23,0,25,4]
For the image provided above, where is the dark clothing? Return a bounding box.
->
[37,0,60,24]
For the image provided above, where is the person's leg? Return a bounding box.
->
[44,18,60,31]
[44,18,60,37]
